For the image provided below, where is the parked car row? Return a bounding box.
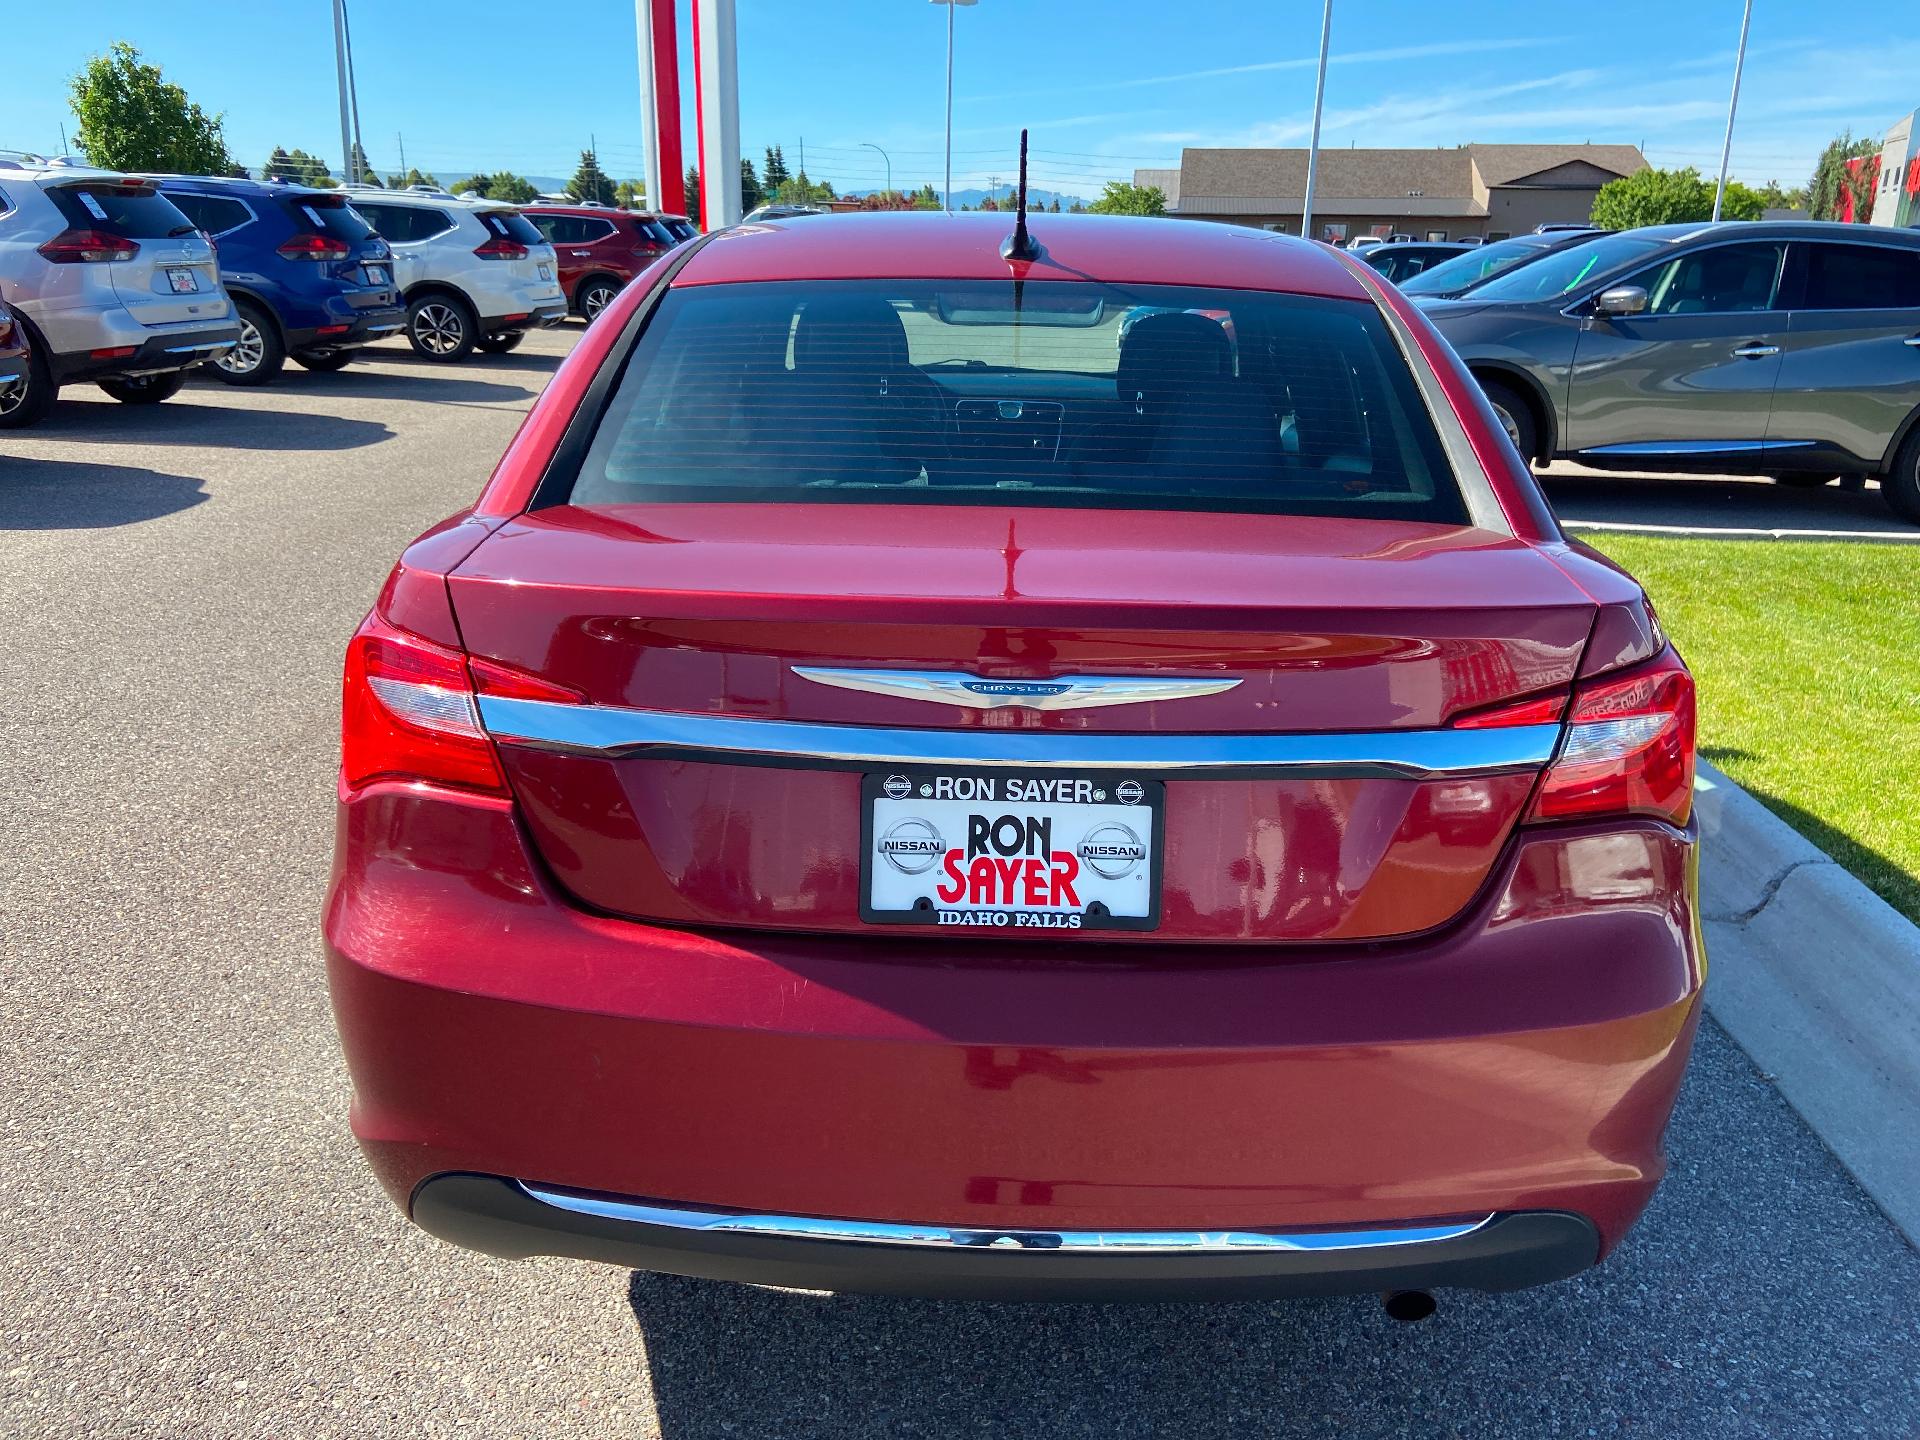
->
[1404,220,1920,523]
[0,155,688,427]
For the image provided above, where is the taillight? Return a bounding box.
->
[1527,648,1696,827]
[342,612,504,795]
[342,612,585,795]
[38,228,139,263]
[278,231,351,261]
[472,237,528,260]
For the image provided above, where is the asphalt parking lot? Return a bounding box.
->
[4,327,1919,1439]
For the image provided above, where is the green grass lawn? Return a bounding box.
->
[1583,532,1920,922]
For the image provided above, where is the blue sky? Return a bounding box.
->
[4,1,1917,198]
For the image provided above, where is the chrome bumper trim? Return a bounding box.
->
[517,1184,1494,1254]
[163,340,236,353]
[475,695,1559,780]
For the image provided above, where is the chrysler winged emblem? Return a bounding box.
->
[792,667,1240,711]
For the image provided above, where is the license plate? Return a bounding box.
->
[538,262,553,282]
[166,268,198,294]
[862,768,1162,931]
[363,263,390,286]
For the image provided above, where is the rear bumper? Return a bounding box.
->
[327,784,1704,1297]
[285,304,405,354]
[414,1175,1599,1300]
[50,323,241,383]
[478,301,568,333]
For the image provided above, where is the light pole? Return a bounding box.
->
[930,0,976,212]
[331,0,355,185]
[1300,0,1333,241]
[1712,0,1755,223]
[862,142,892,202]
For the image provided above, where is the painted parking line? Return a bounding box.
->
[1562,518,1920,543]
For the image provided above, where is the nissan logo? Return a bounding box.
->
[878,817,945,875]
[1077,822,1146,880]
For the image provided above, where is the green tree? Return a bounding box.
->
[567,148,616,205]
[69,42,231,175]
[683,166,702,224]
[763,145,792,192]
[1046,196,1061,213]
[774,169,834,205]
[1068,200,1086,214]
[1088,180,1166,216]
[1590,166,1762,228]
[910,182,939,210]
[386,167,439,190]
[741,157,765,213]
[1807,131,1882,221]
[267,147,336,186]
[348,139,378,185]
[614,178,646,209]
[485,171,538,204]
[453,174,491,196]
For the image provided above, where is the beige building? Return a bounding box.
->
[1139,144,1646,243]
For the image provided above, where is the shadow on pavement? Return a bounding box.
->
[359,343,566,378]
[31,400,390,452]
[0,455,207,529]
[1540,467,1909,538]
[259,368,542,406]
[623,1024,1920,1439]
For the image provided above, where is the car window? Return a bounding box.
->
[566,279,1464,524]
[1469,233,1670,303]
[1625,242,1786,316]
[528,214,564,243]
[286,194,376,242]
[169,193,252,235]
[48,183,196,238]
[0,185,12,217]
[1801,243,1920,310]
[575,217,617,243]
[359,204,453,244]
[1398,237,1547,296]
[481,210,544,245]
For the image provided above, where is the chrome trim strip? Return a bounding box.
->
[793,666,1242,712]
[476,695,1559,779]
[164,340,236,353]
[1578,438,1812,456]
[517,1184,1494,1254]
[1336,252,1514,536]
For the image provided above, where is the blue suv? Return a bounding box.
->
[152,176,403,385]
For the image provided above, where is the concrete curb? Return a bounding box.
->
[1694,760,1920,1246]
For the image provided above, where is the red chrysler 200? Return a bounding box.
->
[326,212,1702,1311]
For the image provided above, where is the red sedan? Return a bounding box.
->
[327,212,1701,1311]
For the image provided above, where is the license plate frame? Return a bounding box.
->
[538,261,554,282]
[363,263,390,287]
[860,767,1164,932]
[165,267,199,294]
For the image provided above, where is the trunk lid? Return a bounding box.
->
[450,504,1597,943]
[50,180,224,328]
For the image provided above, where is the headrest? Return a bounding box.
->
[792,296,911,372]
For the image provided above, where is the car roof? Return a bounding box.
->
[524,203,644,218]
[0,158,145,184]
[675,211,1372,297]
[1605,219,1920,249]
[143,173,335,199]
[1366,240,1471,252]
[339,185,517,211]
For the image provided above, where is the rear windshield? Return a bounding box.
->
[49,183,195,238]
[281,193,375,241]
[565,279,1463,522]
[482,210,544,245]
[1469,233,1671,304]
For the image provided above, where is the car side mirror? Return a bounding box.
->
[1593,285,1649,317]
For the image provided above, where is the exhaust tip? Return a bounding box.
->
[1382,1289,1437,1323]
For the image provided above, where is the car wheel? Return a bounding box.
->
[474,332,524,354]
[292,350,357,373]
[577,278,620,323]
[0,343,58,430]
[1885,432,1920,526]
[1770,473,1836,489]
[1480,380,1538,463]
[97,372,188,405]
[209,301,286,386]
[406,294,476,362]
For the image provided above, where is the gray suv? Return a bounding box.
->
[0,157,238,428]
[1422,222,1920,523]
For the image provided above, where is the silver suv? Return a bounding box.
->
[342,186,565,362]
[1423,221,1920,524]
[0,156,239,428]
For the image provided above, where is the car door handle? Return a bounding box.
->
[1731,344,1780,359]
[572,250,592,256]
[1904,335,1920,348]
